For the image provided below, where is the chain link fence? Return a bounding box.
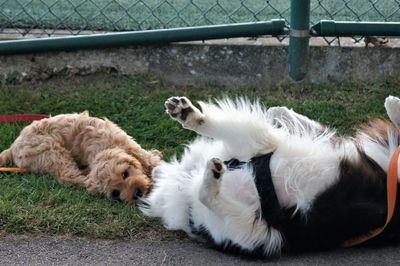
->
[0,0,399,43]
[311,0,400,45]
[0,0,290,38]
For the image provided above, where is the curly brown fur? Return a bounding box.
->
[0,111,162,204]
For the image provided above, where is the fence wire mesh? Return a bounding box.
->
[0,0,399,42]
[311,0,400,45]
[0,0,290,37]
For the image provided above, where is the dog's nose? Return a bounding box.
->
[133,188,143,201]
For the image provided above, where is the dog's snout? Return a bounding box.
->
[111,190,121,201]
[133,188,143,201]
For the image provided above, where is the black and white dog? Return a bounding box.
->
[141,95,400,257]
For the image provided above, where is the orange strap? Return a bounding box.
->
[0,167,28,173]
[342,145,400,247]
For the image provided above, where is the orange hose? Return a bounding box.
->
[0,167,28,173]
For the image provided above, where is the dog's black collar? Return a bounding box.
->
[224,158,246,169]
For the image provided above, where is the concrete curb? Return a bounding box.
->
[1,41,399,87]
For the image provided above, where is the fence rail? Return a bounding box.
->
[0,20,286,54]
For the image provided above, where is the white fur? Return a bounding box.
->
[385,96,400,130]
[141,96,400,256]
[384,96,400,176]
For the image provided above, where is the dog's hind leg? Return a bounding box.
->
[0,148,12,165]
[12,138,87,187]
[385,96,400,130]
[165,96,282,157]
[266,106,327,137]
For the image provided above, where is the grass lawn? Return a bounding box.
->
[0,74,399,240]
[1,0,399,32]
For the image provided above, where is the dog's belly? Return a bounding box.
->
[269,137,343,211]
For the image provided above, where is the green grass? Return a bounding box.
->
[1,0,399,32]
[0,74,399,239]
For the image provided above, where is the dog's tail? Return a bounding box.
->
[0,148,13,166]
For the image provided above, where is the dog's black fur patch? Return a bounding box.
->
[192,148,400,257]
[191,223,280,260]
[180,107,194,121]
[251,154,287,230]
[282,150,400,252]
[212,170,221,179]
[171,98,180,104]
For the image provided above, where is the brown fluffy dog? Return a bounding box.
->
[0,112,161,203]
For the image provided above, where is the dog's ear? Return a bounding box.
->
[126,147,161,177]
[80,110,90,116]
[149,149,162,166]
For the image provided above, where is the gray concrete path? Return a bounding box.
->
[1,237,400,265]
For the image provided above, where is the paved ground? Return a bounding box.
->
[1,237,400,265]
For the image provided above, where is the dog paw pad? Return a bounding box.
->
[165,96,194,122]
[210,158,225,179]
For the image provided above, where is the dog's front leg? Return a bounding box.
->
[165,96,281,156]
[198,158,281,251]
[198,158,226,212]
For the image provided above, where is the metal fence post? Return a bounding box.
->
[288,0,311,81]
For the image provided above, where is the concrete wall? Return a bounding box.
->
[0,42,399,87]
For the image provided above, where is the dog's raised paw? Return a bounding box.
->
[209,158,226,179]
[165,96,195,122]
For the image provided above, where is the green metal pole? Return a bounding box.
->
[288,0,311,81]
[0,20,285,55]
[312,20,400,36]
